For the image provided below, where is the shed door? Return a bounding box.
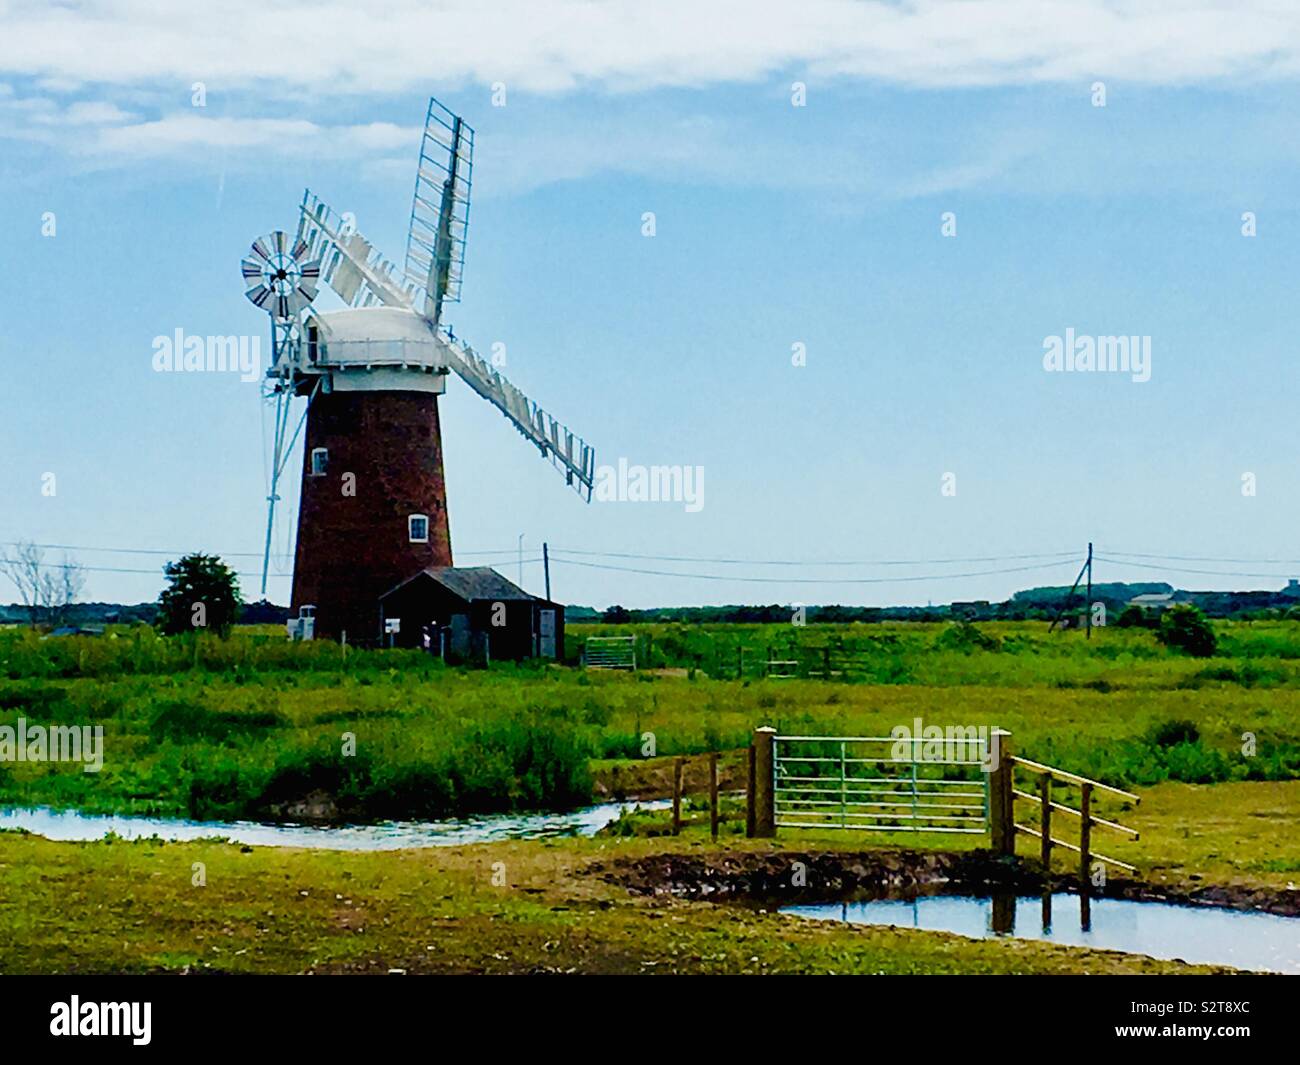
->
[539,609,557,658]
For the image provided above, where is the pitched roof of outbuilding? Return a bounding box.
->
[379,566,537,603]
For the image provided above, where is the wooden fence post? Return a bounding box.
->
[672,758,684,836]
[1079,782,1092,891]
[745,744,756,837]
[752,727,777,838]
[989,728,1014,857]
[1039,772,1052,873]
[709,752,719,840]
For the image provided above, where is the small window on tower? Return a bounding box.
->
[310,448,328,476]
[409,514,429,543]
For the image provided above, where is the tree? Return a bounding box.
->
[1156,603,1217,658]
[156,554,242,637]
[1116,604,1154,629]
[0,541,85,627]
[42,553,86,627]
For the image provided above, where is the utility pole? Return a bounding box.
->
[543,541,551,601]
[1049,543,1092,634]
[1085,541,1093,640]
[517,533,524,588]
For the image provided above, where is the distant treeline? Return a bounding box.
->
[7,580,1300,629]
[574,580,1300,624]
[0,599,292,626]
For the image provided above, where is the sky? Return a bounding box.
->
[3,0,1300,610]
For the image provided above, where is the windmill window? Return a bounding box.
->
[409,514,429,543]
[310,448,328,476]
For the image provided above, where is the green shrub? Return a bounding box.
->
[1147,719,1199,747]
[149,699,286,745]
[1116,605,1156,629]
[0,682,69,719]
[935,620,1001,653]
[1156,605,1217,658]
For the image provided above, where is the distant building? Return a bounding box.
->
[1127,592,1176,609]
[377,567,563,662]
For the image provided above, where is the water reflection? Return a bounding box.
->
[783,892,1300,973]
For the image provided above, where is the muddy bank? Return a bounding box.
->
[596,848,1028,899]
[596,848,1300,917]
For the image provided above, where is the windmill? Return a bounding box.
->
[242,97,596,641]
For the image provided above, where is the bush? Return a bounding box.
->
[0,682,69,718]
[149,699,286,745]
[1147,719,1199,747]
[935,620,1001,653]
[1116,604,1156,629]
[1156,604,1217,657]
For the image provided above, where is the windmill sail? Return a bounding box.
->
[405,98,473,324]
[296,190,421,310]
[439,334,596,500]
[288,136,593,502]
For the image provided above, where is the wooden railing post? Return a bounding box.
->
[672,758,684,836]
[1079,782,1093,890]
[752,727,776,838]
[709,752,719,840]
[745,744,756,837]
[1039,773,1052,873]
[989,728,1014,857]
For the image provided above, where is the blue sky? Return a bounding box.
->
[3,1,1300,609]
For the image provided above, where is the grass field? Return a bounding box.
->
[2,620,1299,820]
[2,618,1298,974]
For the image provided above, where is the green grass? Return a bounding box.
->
[3,620,1300,819]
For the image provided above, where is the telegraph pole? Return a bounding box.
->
[1049,543,1093,634]
[543,542,551,601]
[1085,541,1094,640]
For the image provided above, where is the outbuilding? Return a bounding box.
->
[377,566,563,662]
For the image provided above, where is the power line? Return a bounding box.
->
[550,547,1080,567]
[2,541,524,560]
[1100,548,1300,566]
[0,556,291,580]
[1093,556,1300,581]
[550,557,1080,585]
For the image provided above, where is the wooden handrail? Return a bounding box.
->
[1014,823,1137,872]
[1012,788,1139,838]
[1009,756,1140,803]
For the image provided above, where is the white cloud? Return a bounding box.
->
[0,1,1298,95]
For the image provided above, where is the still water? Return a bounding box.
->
[783,892,1300,973]
[0,800,667,851]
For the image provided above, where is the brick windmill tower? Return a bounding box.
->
[241,99,595,642]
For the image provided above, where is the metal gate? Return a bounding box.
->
[772,734,989,834]
[583,635,636,670]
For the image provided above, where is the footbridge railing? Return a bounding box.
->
[747,727,1142,880]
